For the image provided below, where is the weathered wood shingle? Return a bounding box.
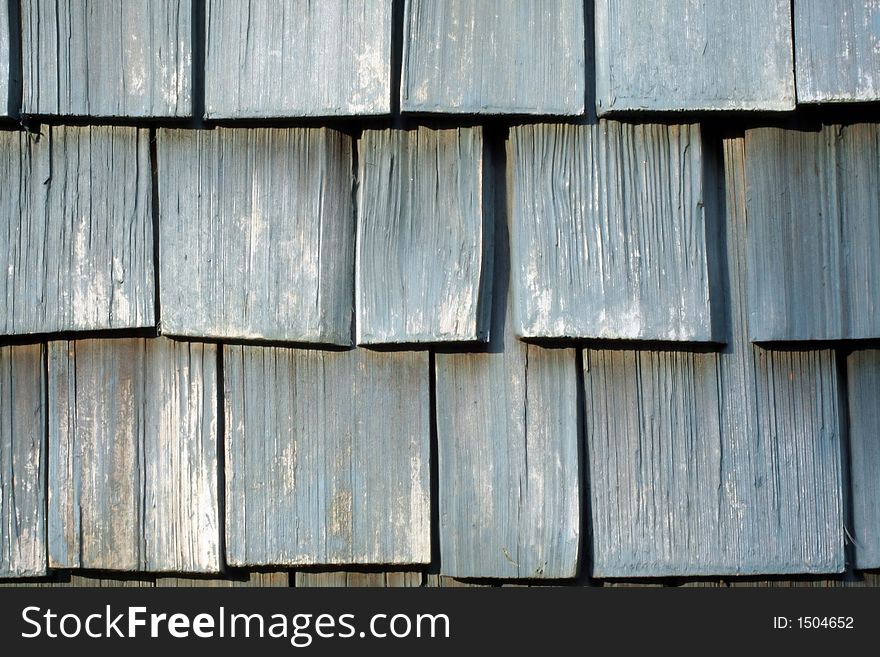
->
[357,127,491,345]
[0,1,10,117]
[21,0,191,117]
[159,128,354,345]
[509,121,721,342]
[847,349,880,569]
[795,0,880,103]
[585,137,845,577]
[746,125,880,342]
[401,0,585,114]
[205,0,391,118]
[0,345,46,578]
[0,126,154,336]
[594,0,795,114]
[48,338,220,572]
[224,346,431,566]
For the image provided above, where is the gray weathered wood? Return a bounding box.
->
[435,180,580,579]
[158,128,354,345]
[295,571,421,587]
[847,349,880,569]
[0,345,46,578]
[21,0,191,117]
[224,346,431,566]
[509,121,720,341]
[745,125,880,341]
[48,338,220,573]
[594,0,795,114]
[205,0,391,118]
[65,575,154,588]
[401,0,585,114]
[795,0,880,103]
[0,1,9,117]
[585,137,845,577]
[0,126,154,335]
[357,127,491,345]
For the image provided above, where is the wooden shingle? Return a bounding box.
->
[585,137,845,577]
[0,1,10,117]
[595,0,795,114]
[509,121,721,342]
[205,0,392,118]
[21,0,191,117]
[401,0,585,115]
[0,345,46,578]
[224,346,431,566]
[48,338,220,572]
[158,128,354,345]
[0,126,154,336]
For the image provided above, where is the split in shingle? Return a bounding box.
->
[205,0,391,118]
[158,127,354,345]
[224,346,431,567]
[509,121,721,342]
[0,126,154,336]
[356,127,492,345]
[48,338,220,573]
[585,137,845,577]
[847,349,880,569]
[594,0,795,114]
[21,0,192,117]
[746,125,880,342]
[795,0,880,103]
[0,345,46,578]
[401,0,585,115]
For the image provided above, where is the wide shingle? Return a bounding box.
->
[509,121,721,342]
[21,0,191,117]
[224,346,431,566]
[0,345,46,578]
[356,127,491,345]
[585,137,844,577]
[159,128,354,345]
[48,338,220,572]
[746,125,880,342]
[0,126,154,336]
[205,0,391,118]
[594,0,795,114]
[795,0,880,103]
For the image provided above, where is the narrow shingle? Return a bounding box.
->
[0,345,46,578]
[746,125,880,342]
[356,127,491,345]
[48,338,220,573]
[205,0,391,118]
[21,0,191,117]
[0,126,154,335]
[585,137,845,577]
[1,1,10,117]
[401,0,585,115]
[795,0,880,103]
[158,128,354,345]
[594,0,795,114]
[509,121,721,342]
[224,346,431,566]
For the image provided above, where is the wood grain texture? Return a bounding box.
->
[158,128,354,345]
[0,126,154,335]
[205,0,391,118]
[435,182,580,579]
[295,571,421,587]
[795,0,880,102]
[357,127,491,345]
[745,125,880,341]
[509,121,720,341]
[0,1,9,117]
[224,346,431,566]
[401,0,585,114]
[847,349,880,569]
[21,0,191,117]
[48,338,220,573]
[595,0,795,113]
[0,345,46,578]
[157,572,290,587]
[584,137,845,577]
